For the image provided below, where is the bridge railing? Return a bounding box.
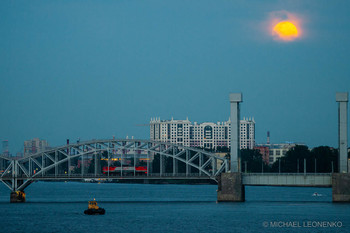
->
[4,173,213,179]
[243,173,333,176]
[242,173,333,187]
[2,172,334,179]
[147,173,211,177]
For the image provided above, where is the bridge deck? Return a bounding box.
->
[0,173,214,181]
[242,173,332,187]
[1,173,333,185]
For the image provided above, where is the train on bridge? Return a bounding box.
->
[102,166,147,175]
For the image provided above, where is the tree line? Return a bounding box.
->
[240,145,346,173]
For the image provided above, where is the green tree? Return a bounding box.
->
[270,145,338,173]
[241,149,269,173]
[271,145,310,173]
[311,146,338,172]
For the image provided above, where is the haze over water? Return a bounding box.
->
[1,182,349,233]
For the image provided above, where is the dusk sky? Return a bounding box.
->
[1,0,349,154]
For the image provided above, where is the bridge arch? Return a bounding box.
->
[0,139,228,192]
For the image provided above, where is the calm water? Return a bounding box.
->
[0,182,349,233]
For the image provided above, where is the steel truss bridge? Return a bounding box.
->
[0,138,335,203]
[0,139,229,192]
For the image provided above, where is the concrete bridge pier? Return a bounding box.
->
[217,93,245,202]
[333,93,350,202]
[332,174,350,202]
[10,191,26,203]
[217,173,245,202]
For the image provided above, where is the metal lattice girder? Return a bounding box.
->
[0,139,228,192]
[16,178,34,191]
[44,153,55,163]
[188,152,200,163]
[201,157,212,170]
[136,142,148,149]
[1,162,13,178]
[31,157,42,170]
[1,179,12,190]
[215,161,227,176]
[17,162,29,177]
[174,150,186,158]
[57,149,69,157]
[0,155,12,161]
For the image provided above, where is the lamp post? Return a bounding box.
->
[279,158,281,174]
[297,159,299,173]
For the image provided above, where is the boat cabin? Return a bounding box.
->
[88,200,99,209]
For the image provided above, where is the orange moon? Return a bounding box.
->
[273,21,298,41]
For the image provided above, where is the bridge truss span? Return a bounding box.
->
[0,139,228,192]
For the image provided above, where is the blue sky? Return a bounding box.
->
[1,0,349,154]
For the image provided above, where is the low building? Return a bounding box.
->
[254,146,269,164]
[256,143,305,165]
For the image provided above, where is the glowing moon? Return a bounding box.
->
[273,21,299,41]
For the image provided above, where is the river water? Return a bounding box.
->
[0,182,349,233]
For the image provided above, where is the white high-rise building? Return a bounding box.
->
[150,117,255,150]
[240,117,256,149]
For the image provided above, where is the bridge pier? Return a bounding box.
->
[217,173,245,202]
[10,191,26,203]
[332,173,350,202]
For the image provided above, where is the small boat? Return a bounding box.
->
[312,192,322,197]
[84,199,105,215]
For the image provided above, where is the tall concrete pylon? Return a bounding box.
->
[336,92,348,173]
[230,93,242,172]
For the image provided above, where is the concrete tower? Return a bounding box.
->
[229,93,243,172]
[336,92,348,173]
[217,93,245,202]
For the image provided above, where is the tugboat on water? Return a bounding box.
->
[84,199,105,215]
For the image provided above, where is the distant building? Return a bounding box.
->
[77,159,91,169]
[268,143,295,164]
[240,117,256,149]
[150,117,255,150]
[254,146,269,164]
[255,131,306,165]
[15,152,23,158]
[24,138,50,156]
[2,140,10,157]
[256,142,305,165]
